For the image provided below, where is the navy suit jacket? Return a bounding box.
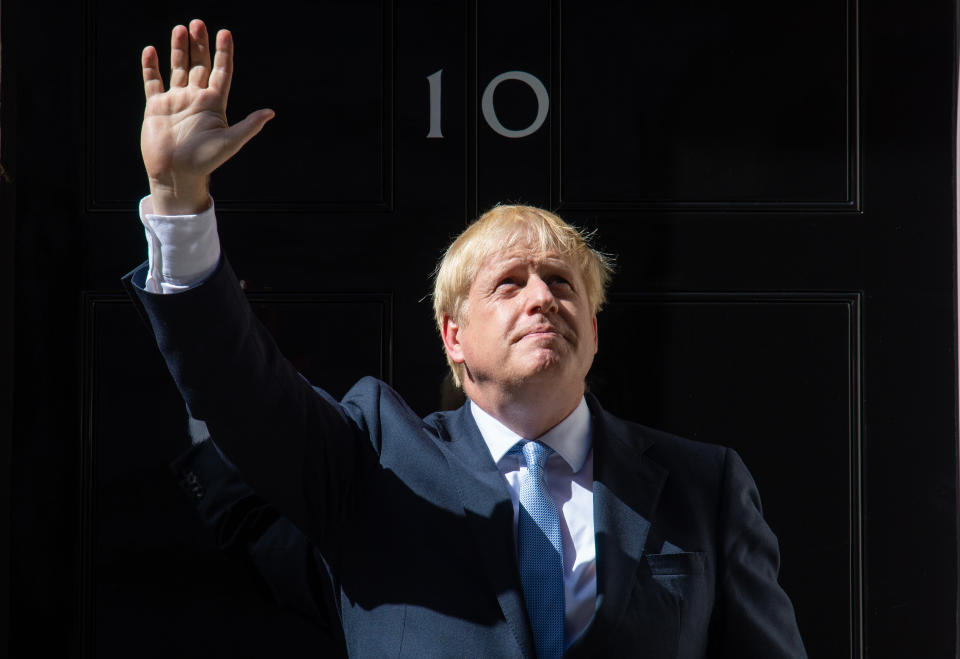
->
[126,257,806,657]
[172,440,347,655]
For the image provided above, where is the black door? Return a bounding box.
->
[4,1,957,657]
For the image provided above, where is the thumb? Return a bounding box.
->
[224,108,276,150]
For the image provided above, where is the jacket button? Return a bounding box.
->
[181,471,204,498]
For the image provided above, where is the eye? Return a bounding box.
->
[549,276,572,288]
[497,277,517,288]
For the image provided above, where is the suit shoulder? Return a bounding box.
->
[340,376,413,419]
[339,376,441,440]
[601,410,731,479]
[615,413,727,457]
[340,375,395,401]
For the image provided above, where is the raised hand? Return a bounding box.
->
[141,19,274,214]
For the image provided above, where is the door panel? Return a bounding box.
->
[558,0,854,208]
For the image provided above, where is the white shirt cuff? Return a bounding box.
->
[140,195,222,294]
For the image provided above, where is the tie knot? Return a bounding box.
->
[517,441,552,470]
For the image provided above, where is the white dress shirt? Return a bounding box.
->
[139,194,599,644]
[470,399,597,647]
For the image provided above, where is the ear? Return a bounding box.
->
[591,316,598,354]
[441,314,467,364]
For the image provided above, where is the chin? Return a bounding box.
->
[517,354,567,381]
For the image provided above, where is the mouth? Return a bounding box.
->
[518,326,563,342]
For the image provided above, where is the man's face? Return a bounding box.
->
[443,240,598,398]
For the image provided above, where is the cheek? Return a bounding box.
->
[486,304,517,331]
[577,313,597,349]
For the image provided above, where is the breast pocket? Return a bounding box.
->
[644,551,706,601]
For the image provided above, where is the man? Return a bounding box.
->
[127,19,806,657]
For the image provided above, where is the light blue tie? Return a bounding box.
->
[514,441,564,659]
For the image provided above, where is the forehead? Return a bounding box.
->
[477,243,576,273]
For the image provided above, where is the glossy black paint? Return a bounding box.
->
[5,0,957,657]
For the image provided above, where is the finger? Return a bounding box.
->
[216,109,276,163]
[141,46,164,99]
[169,24,189,87]
[188,19,212,88]
[208,29,234,100]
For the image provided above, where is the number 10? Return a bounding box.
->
[427,69,550,139]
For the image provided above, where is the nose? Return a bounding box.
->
[526,276,559,314]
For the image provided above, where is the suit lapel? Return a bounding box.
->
[435,404,535,659]
[568,395,673,655]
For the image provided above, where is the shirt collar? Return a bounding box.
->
[469,397,592,472]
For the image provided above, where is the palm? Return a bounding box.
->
[142,86,229,179]
[140,20,273,197]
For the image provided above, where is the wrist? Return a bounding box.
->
[148,175,211,215]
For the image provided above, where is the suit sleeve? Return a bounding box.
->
[713,448,807,658]
[125,257,380,564]
[171,441,347,656]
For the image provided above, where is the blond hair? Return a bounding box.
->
[433,204,614,387]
